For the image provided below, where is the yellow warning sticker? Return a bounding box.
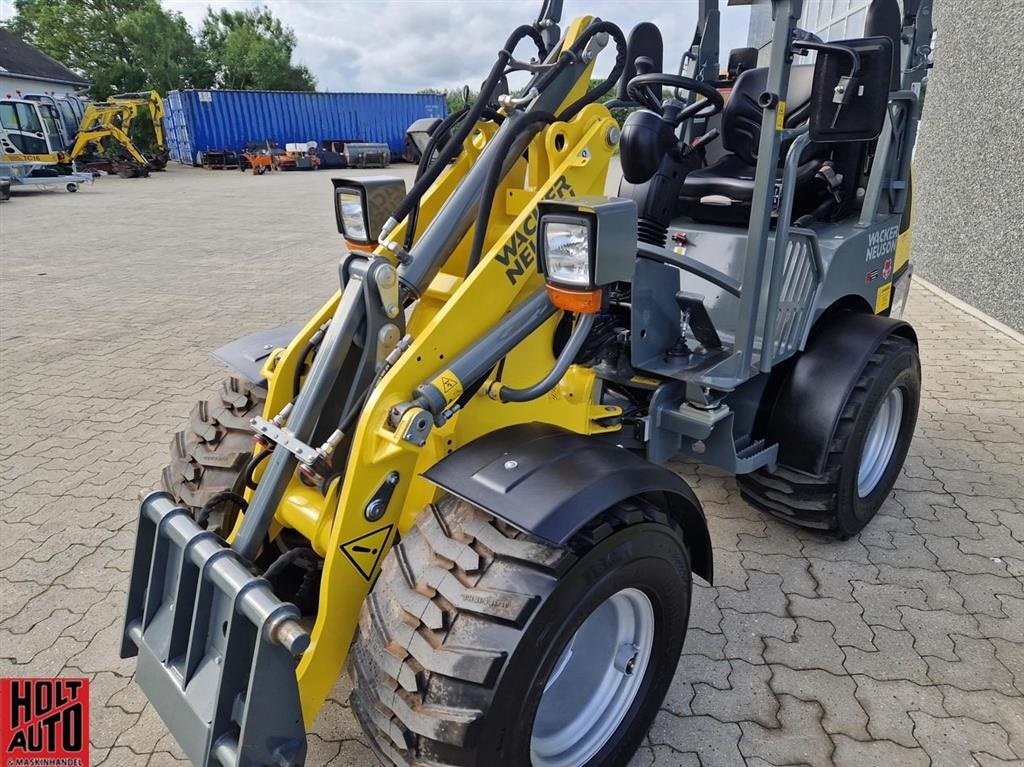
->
[340,525,393,581]
[875,283,892,313]
[432,368,463,406]
[775,100,787,131]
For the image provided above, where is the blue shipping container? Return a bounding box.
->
[162,89,447,165]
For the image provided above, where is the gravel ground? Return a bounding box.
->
[0,164,1022,766]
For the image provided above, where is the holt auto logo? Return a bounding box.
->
[1,678,89,766]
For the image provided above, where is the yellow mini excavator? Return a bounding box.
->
[68,90,168,176]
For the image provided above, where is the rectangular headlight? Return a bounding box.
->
[537,197,638,291]
[331,176,407,247]
[543,218,593,287]
[338,189,368,241]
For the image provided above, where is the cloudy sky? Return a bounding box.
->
[160,0,753,93]
[0,0,752,93]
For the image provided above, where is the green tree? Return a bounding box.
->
[200,8,315,91]
[118,5,213,95]
[6,0,212,98]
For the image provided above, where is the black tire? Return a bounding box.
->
[349,494,693,767]
[739,334,921,538]
[161,376,265,533]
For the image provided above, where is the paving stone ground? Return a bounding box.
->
[1,166,1022,766]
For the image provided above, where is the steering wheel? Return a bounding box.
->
[627,73,725,124]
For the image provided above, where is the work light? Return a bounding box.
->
[542,217,594,288]
[537,197,638,312]
[338,189,368,241]
[331,176,407,249]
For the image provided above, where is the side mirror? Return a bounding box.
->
[804,36,894,143]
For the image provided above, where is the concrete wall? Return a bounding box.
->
[0,75,83,98]
[912,1,1024,331]
[744,0,1024,331]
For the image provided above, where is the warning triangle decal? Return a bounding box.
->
[340,525,394,581]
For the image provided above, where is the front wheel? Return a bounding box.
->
[739,334,921,537]
[349,495,693,767]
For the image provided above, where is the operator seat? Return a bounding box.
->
[678,64,828,225]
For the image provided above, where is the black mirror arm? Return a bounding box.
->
[793,40,862,128]
[792,40,862,79]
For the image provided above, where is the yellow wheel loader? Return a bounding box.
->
[122,0,933,764]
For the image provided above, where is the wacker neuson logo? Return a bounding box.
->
[1,679,89,767]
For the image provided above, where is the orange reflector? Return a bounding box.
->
[546,284,603,313]
[345,240,375,253]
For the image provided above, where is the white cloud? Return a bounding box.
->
[160,0,751,93]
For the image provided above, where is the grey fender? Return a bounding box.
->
[423,422,713,583]
[210,326,301,384]
[767,311,917,475]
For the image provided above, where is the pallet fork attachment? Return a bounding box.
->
[122,492,309,767]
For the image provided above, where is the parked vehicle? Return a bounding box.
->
[121,1,932,764]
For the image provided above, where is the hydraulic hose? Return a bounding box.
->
[406,106,504,250]
[414,107,469,183]
[463,20,628,275]
[556,20,628,122]
[496,312,595,402]
[465,110,557,276]
[292,320,331,398]
[383,25,547,240]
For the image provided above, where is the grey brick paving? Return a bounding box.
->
[1,166,1022,766]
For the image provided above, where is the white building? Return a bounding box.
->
[745,0,873,57]
[0,28,90,98]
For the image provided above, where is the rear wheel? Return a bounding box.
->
[349,494,693,767]
[161,376,265,533]
[739,334,920,537]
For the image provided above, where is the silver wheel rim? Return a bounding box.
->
[530,588,655,767]
[858,387,905,497]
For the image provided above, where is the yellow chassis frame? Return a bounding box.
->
[229,17,626,724]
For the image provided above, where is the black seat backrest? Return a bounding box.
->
[864,0,902,90]
[721,65,816,165]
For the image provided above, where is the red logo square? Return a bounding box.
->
[1,678,89,766]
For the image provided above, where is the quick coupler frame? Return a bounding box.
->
[121,491,310,767]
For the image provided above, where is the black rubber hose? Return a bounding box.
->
[244,447,273,490]
[462,19,627,276]
[464,110,558,276]
[263,546,318,580]
[292,339,316,398]
[497,312,596,402]
[405,106,504,251]
[196,491,248,530]
[414,107,470,182]
[292,321,331,398]
[386,25,546,237]
[557,20,628,122]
